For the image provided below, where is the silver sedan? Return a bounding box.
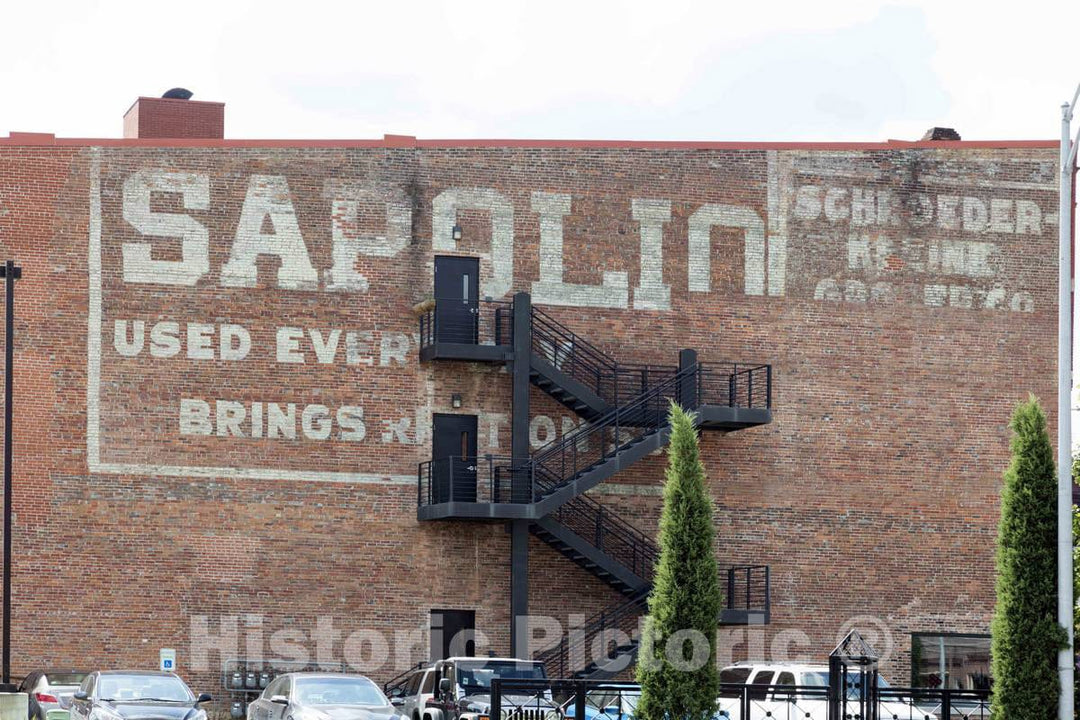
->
[247,673,401,720]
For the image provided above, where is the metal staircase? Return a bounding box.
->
[416,291,772,675]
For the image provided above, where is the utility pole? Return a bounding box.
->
[1058,87,1078,720]
[0,259,20,686]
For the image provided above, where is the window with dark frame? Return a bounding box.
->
[910,633,991,689]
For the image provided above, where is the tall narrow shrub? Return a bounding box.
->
[991,397,1067,717]
[636,403,720,720]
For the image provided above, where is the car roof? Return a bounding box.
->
[279,673,375,680]
[724,663,829,672]
[442,657,541,664]
[97,671,180,676]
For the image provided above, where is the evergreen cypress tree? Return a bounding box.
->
[636,403,720,720]
[991,397,1067,718]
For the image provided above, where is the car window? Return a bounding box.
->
[97,674,194,702]
[776,672,795,686]
[293,678,385,706]
[748,671,775,701]
[406,672,421,695]
[81,675,95,697]
[421,671,434,694]
[719,668,752,685]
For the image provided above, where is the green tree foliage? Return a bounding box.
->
[636,403,721,720]
[991,397,1067,718]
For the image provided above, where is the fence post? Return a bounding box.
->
[728,372,736,408]
[942,688,951,720]
[574,683,586,720]
[766,365,772,409]
[491,679,501,720]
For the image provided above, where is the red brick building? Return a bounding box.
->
[0,94,1062,697]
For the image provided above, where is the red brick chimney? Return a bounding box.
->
[123,89,224,139]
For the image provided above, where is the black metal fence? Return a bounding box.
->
[488,678,992,720]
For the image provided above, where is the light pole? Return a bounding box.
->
[1058,87,1078,720]
[0,259,20,686]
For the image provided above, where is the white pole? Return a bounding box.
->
[1059,94,1076,720]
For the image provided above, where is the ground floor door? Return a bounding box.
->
[430,609,476,660]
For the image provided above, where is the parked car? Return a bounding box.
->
[388,666,436,720]
[715,662,932,720]
[247,673,400,720]
[420,657,557,720]
[19,671,88,720]
[69,671,211,720]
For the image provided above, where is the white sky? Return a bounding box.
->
[1,0,1078,142]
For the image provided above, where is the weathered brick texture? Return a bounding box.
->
[0,135,1060,695]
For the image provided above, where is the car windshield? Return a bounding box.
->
[98,675,194,702]
[456,662,546,690]
[802,672,890,697]
[47,674,87,687]
[293,678,387,706]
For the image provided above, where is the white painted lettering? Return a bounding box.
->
[432,188,514,299]
[114,320,144,356]
[180,399,212,435]
[531,192,628,308]
[276,327,305,363]
[632,199,672,310]
[221,175,319,290]
[122,170,210,286]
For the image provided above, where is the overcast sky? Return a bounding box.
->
[1,0,1078,141]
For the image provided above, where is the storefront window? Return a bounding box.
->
[911,633,991,689]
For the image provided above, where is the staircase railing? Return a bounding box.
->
[531,306,619,396]
[547,494,660,582]
[533,565,772,678]
[528,366,693,500]
[535,587,650,679]
[418,298,513,348]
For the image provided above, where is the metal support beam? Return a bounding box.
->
[678,348,698,410]
[509,519,529,658]
[510,293,532,657]
[0,260,20,686]
[1058,95,1076,720]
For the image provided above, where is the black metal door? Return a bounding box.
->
[432,414,478,503]
[430,609,476,660]
[434,256,479,344]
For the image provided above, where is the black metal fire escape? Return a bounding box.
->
[417,291,772,679]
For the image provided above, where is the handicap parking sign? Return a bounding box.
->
[160,648,177,672]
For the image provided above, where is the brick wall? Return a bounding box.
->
[0,138,1060,696]
[123,98,225,139]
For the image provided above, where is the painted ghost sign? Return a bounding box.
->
[84,148,1055,482]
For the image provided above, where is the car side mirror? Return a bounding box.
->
[438,678,452,697]
[197,693,213,704]
[73,692,89,703]
[270,696,289,706]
